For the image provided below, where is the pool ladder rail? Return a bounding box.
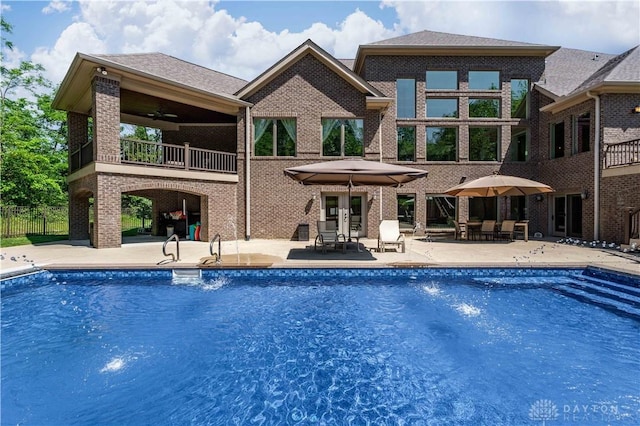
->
[207,233,222,265]
[162,233,180,263]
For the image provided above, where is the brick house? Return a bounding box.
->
[52,30,639,248]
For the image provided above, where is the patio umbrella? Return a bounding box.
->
[444,174,554,197]
[284,159,427,240]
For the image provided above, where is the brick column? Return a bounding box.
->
[68,187,90,241]
[94,174,121,248]
[200,195,210,242]
[92,74,121,164]
[67,112,88,167]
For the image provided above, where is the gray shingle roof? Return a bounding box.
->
[339,59,355,70]
[536,48,616,96]
[368,29,548,47]
[94,53,247,96]
[568,46,639,95]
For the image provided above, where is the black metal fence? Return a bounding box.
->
[1,206,150,238]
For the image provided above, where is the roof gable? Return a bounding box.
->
[236,40,385,99]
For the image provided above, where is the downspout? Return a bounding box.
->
[245,106,251,240]
[586,91,600,240]
[378,110,383,219]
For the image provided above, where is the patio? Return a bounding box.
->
[1,235,638,276]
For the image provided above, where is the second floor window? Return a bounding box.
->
[426,127,457,161]
[396,79,416,118]
[469,71,500,90]
[254,118,296,156]
[469,127,499,161]
[511,79,529,118]
[572,112,590,154]
[551,121,564,159]
[426,98,458,118]
[426,71,458,90]
[397,126,416,161]
[469,98,500,118]
[322,118,363,157]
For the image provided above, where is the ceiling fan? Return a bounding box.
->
[146,110,178,120]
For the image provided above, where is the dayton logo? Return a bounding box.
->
[529,399,559,425]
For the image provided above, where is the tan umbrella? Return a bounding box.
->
[444,174,554,197]
[284,159,427,240]
[284,158,427,187]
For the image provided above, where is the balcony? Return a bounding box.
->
[120,138,237,173]
[604,138,640,169]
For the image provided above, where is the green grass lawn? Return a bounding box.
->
[1,228,140,248]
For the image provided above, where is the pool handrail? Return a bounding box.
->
[163,234,180,262]
[209,233,221,264]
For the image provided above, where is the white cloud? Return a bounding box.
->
[32,22,107,84]
[382,0,639,53]
[42,1,71,15]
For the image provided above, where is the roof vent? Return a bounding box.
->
[592,54,600,61]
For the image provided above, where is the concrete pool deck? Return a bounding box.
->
[1,235,639,277]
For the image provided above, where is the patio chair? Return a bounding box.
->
[453,220,466,240]
[498,220,516,241]
[314,221,346,254]
[378,220,405,253]
[480,220,497,240]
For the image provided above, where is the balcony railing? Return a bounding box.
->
[120,138,237,173]
[604,138,640,168]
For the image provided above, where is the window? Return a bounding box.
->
[396,79,416,118]
[469,197,497,221]
[322,118,364,156]
[469,71,500,90]
[511,127,528,162]
[426,98,458,118]
[511,79,529,118]
[397,126,415,161]
[426,71,458,90]
[509,196,527,221]
[469,127,499,161]
[397,194,415,230]
[572,112,590,154]
[469,98,500,118]
[426,195,457,227]
[254,118,296,156]
[551,121,565,159]
[426,127,457,161]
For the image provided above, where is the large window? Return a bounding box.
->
[469,127,499,161]
[469,71,500,90]
[426,127,457,161]
[511,127,528,162]
[396,79,416,119]
[397,126,415,161]
[426,195,457,227]
[397,194,416,230]
[254,118,296,156]
[551,121,565,159]
[572,112,590,154]
[426,71,458,90]
[322,118,364,157]
[426,98,458,118]
[469,197,497,221]
[469,98,500,118]
[511,79,529,118]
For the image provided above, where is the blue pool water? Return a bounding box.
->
[2,268,639,425]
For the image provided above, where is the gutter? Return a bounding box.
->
[586,91,600,241]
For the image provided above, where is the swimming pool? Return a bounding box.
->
[2,267,639,425]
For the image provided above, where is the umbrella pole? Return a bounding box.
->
[348,184,352,242]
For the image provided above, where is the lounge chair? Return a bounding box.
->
[453,220,466,240]
[314,221,346,254]
[480,220,496,240]
[498,220,516,241]
[378,220,405,253]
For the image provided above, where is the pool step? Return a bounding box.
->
[555,276,640,321]
[172,269,202,279]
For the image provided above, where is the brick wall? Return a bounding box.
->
[600,174,640,243]
[163,125,237,152]
[92,75,121,164]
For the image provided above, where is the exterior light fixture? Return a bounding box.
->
[581,190,589,200]
[96,67,107,75]
[633,105,640,114]
[535,194,544,202]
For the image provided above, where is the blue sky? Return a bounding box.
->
[2,1,639,86]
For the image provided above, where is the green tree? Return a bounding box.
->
[0,18,68,206]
